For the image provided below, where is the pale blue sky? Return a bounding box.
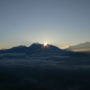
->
[0,0,90,49]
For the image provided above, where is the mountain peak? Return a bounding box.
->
[26,43,68,56]
[29,43,61,50]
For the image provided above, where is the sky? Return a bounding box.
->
[0,0,90,49]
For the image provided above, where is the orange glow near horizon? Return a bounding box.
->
[43,42,48,48]
[60,45,69,49]
[43,42,48,46]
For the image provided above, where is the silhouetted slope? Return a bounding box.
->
[0,46,28,54]
[0,46,28,59]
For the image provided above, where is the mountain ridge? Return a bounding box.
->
[0,43,89,59]
[0,43,72,58]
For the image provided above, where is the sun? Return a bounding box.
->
[43,42,48,47]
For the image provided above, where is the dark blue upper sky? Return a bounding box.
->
[0,0,90,49]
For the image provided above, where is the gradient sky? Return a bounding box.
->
[0,0,90,49]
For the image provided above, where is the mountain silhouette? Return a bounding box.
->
[0,43,72,58]
[0,43,88,59]
[26,43,69,56]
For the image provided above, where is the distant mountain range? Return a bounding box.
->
[67,42,90,52]
[0,43,65,54]
[0,43,72,59]
[0,43,89,59]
